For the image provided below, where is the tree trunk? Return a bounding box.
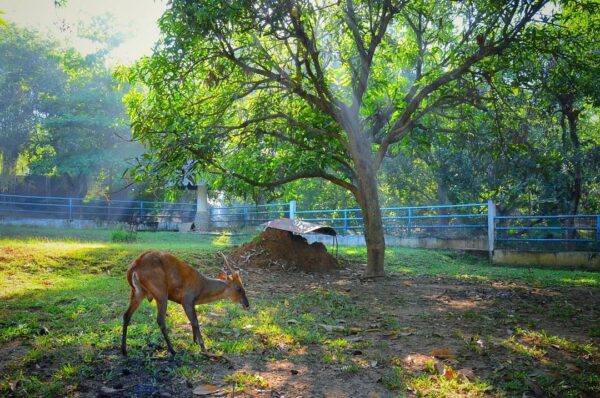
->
[64,173,89,198]
[348,129,386,277]
[436,170,451,226]
[0,150,18,193]
[566,111,582,216]
[559,103,582,244]
[357,181,386,277]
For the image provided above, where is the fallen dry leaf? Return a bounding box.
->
[319,324,345,333]
[430,348,455,360]
[564,363,580,372]
[403,280,413,286]
[458,368,476,381]
[347,336,364,343]
[526,380,546,398]
[443,368,457,380]
[402,353,434,371]
[382,331,399,340]
[434,361,445,375]
[99,386,122,395]
[193,384,221,396]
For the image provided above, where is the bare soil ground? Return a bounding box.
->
[68,263,600,397]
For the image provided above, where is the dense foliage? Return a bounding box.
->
[0,23,136,197]
[123,0,599,275]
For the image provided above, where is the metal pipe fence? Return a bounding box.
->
[209,203,291,230]
[0,194,598,252]
[295,203,488,238]
[0,194,196,225]
[495,214,599,252]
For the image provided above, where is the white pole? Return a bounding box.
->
[195,181,209,231]
[487,199,496,259]
[289,200,296,220]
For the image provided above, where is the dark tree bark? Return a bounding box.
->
[349,133,386,277]
[558,97,583,242]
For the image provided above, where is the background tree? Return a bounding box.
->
[0,23,137,198]
[519,3,600,216]
[0,25,63,188]
[26,48,132,197]
[372,1,600,218]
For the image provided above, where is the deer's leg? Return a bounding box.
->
[155,296,175,355]
[182,300,206,352]
[121,288,144,356]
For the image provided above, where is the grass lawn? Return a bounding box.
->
[0,226,599,397]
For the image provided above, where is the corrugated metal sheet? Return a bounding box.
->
[264,218,337,236]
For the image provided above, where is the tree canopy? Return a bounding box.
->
[0,23,136,197]
[126,0,595,276]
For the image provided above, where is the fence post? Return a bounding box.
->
[487,199,496,259]
[194,182,210,231]
[343,209,348,235]
[140,201,144,221]
[596,215,600,252]
[407,208,412,237]
[69,198,72,220]
[289,200,296,220]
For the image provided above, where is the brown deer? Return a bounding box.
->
[121,250,249,357]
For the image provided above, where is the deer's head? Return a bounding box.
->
[219,255,250,310]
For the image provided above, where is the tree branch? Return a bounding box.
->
[375,0,547,170]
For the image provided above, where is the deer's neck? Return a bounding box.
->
[196,276,228,304]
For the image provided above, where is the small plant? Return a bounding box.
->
[382,367,406,390]
[342,362,362,374]
[111,229,137,243]
[224,371,269,390]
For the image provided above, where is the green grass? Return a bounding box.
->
[341,246,600,287]
[1,225,599,397]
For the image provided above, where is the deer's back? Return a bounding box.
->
[126,251,202,301]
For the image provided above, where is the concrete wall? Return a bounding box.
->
[493,250,600,268]
[303,234,487,251]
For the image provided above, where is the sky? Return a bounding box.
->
[0,0,167,65]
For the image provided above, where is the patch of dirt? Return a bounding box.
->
[229,227,338,272]
[0,340,29,374]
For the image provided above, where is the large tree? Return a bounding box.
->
[126,0,552,276]
[0,23,135,198]
[0,25,63,185]
[28,48,131,198]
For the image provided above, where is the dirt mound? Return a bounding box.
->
[230,228,338,272]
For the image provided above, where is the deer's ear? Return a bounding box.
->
[218,271,227,281]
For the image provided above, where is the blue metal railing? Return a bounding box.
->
[1,193,598,252]
[0,194,291,229]
[295,203,488,238]
[495,214,599,252]
[209,203,291,229]
[0,194,196,224]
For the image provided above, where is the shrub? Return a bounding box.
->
[111,229,137,243]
